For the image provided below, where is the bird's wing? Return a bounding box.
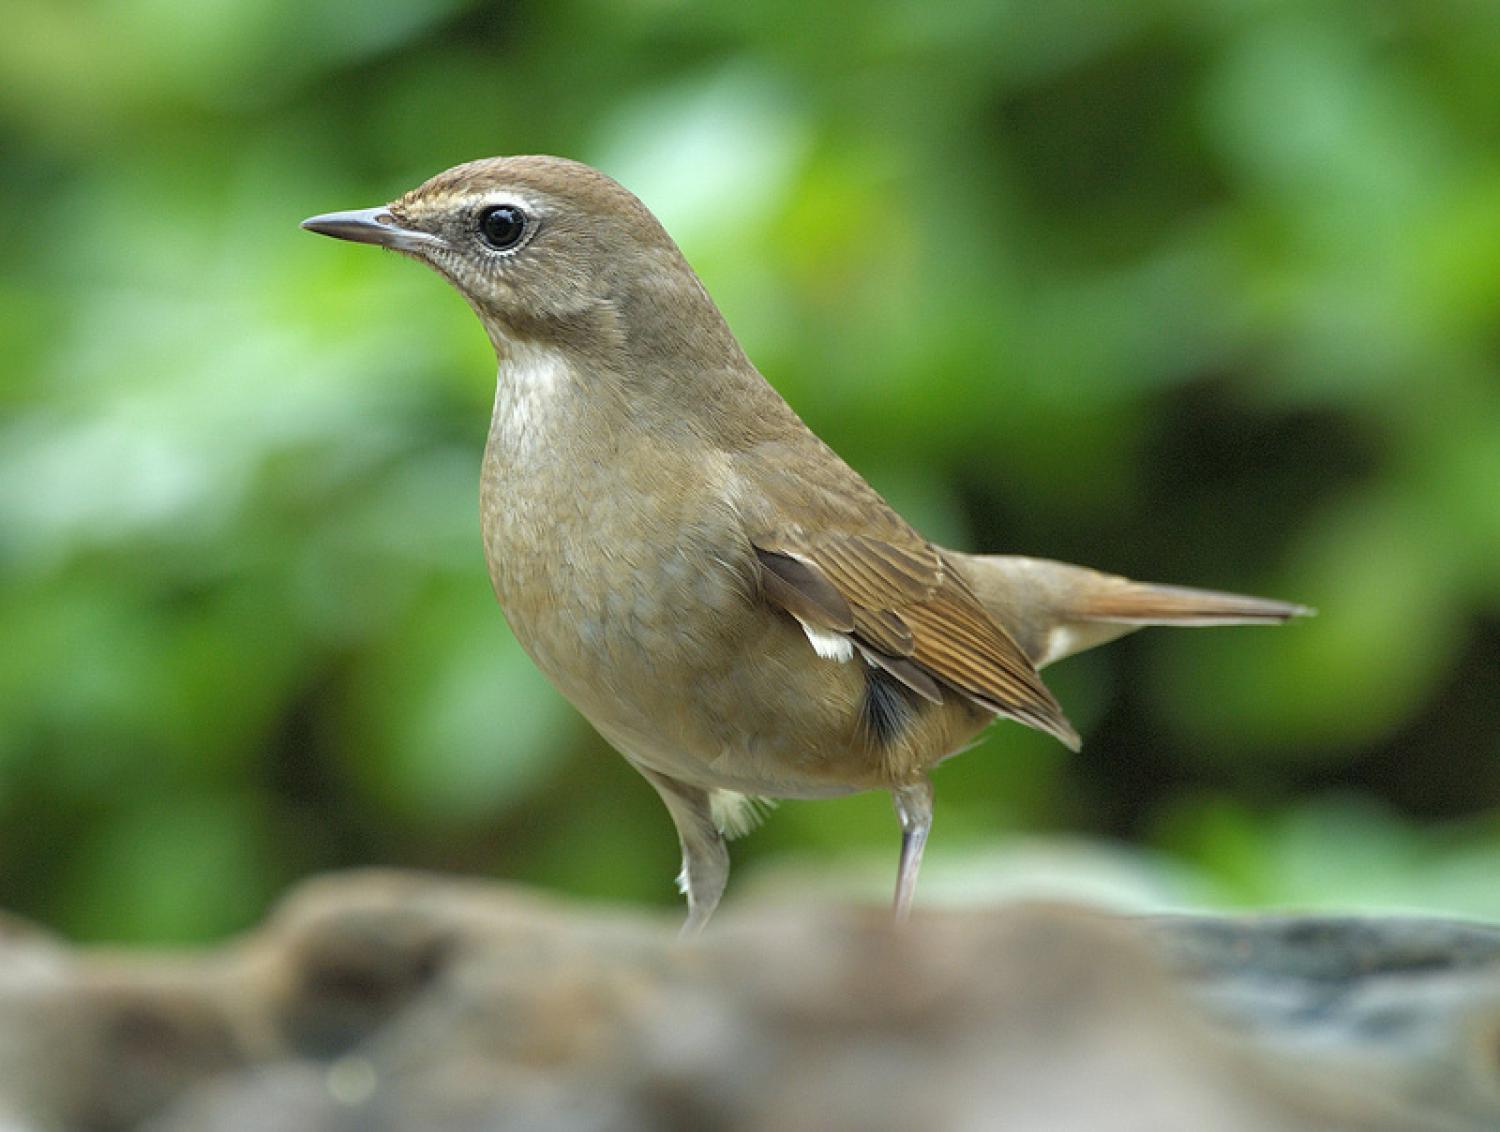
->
[753,531,1080,750]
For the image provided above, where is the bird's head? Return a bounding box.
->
[302,155,736,367]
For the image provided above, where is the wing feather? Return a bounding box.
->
[753,530,1080,749]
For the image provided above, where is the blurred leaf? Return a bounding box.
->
[344,579,576,825]
[61,791,293,943]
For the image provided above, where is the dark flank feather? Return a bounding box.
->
[861,666,920,746]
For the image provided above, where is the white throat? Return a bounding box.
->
[491,339,573,450]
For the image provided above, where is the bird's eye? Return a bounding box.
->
[477,205,528,251]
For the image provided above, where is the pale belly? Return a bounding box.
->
[475,369,988,795]
[476,446,927,795]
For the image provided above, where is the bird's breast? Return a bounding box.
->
[473,350,984,794]
[478,357,760,727]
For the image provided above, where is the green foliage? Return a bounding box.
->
[2,0,1498,941]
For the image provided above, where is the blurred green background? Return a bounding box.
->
[2,0,1499,943]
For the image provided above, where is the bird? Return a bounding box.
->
[302,156,1309,934]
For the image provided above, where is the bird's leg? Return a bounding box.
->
[891,778,934,921]
[636,765,729,937]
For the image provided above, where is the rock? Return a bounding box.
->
[0,871,1496,1131]
[1151,915,1500,1129]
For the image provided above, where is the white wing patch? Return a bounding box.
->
[801,623,855,663]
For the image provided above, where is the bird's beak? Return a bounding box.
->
[300,206,438,253]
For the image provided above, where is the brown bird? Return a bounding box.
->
[302,156,1308,934]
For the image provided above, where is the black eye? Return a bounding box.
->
[477,205,527,251]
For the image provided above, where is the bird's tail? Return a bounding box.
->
[951,553,1311,668]
[1068,579,1311,626]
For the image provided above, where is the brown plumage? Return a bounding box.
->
[957,555,1308,668]
[754,532,1079,748]
[302,155,1310,934]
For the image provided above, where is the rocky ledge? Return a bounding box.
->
[2,871,1499,1131]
